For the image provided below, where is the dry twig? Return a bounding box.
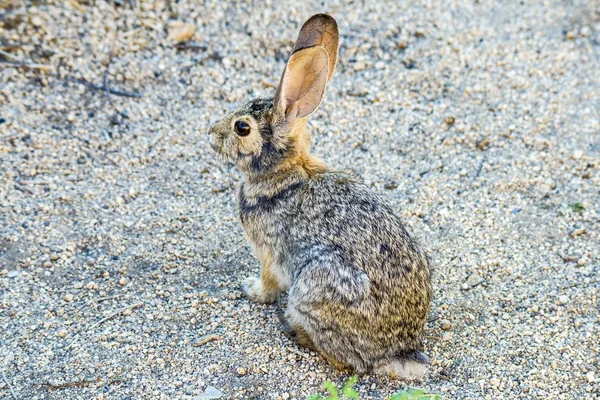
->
[72,294,125,318]
[1,370,18,400]
[66,77,142,98]
[0,61,52,71]
[89,302,143,330]
[65,302,142,349]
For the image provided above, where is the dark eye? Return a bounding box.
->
[234,120,251,136]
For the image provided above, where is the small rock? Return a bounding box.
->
[119,277,128,286]
[73,282,84,289]
[396,40,408,50]
[31,15,43,27]
[566,30,577,40]
[571,227,586,237]
[86,281,98,289]
[56,329,68,338]
[236,367,247,376]
[444,116,456,125]
[7,270,19,278]
[531,305,539,313]
[441,320,451,330]
[490,377,500,387]
[353,61,366,71]
[50,253,59,261]
[168,21,197,43]
[463,272,484,289]
[63,294,74,302]
[558,295,569,305]
[193,334,221,347]
[580,26,591,37]
[122,308,132,316]
[195,386,223,399]
[476,137,491,150]
[573,150,583,160]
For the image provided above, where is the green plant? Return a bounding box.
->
[307,376,359,400]
[306,377,442,400]
[570,202,585,214]
[389,388,443,400]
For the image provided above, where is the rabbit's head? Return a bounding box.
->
[208,14,339,177]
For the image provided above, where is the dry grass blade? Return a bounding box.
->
[89,303,143,329]
[0,62,52,71]
[67,77,143,98]
[1,370,18,400]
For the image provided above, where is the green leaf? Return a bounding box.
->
[407,388,426,397]
[388,391,410,400]
[324,381,339,399]
[570,202,585,214]
[341,375,359,399]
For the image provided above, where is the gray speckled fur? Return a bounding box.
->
[208,14,432,378]
[239,164,432,374]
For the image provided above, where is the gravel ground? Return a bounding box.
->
[1,0,599,399]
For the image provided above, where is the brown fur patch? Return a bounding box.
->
[256,244,281,295]
[320,350,352,372]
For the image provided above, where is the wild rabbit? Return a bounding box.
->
[208,14,432,380]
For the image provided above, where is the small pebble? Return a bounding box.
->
[580,26,591,37]
[31,15,43,27]
[63,294,74,302]
[86,281,98,289]
[7,270,19,278]
[193,334,221,347]
[119,277,128,286]
[558,295,569,305]
[56,329,68,338]
[353,61,366,71]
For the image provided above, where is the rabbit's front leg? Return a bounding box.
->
[242,244,282,304]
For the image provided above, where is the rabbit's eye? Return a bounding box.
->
[234,120,251,136]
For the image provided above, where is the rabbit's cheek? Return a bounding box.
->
[235,135,263,158]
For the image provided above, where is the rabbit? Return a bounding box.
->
[208,14,432,380]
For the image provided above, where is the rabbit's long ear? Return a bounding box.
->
[274,46,329,121]
[293,14,339,82]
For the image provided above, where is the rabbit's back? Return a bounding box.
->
[239,169,431,315]
[239,169,432,372]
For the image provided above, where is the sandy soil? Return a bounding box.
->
[1,0,599,399]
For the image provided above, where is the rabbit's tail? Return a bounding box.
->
[372,350,430,380]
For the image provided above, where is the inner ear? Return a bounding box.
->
[293,14,339,82]
[274,46,329,121]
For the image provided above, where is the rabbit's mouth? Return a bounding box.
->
[208,133,237,165]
